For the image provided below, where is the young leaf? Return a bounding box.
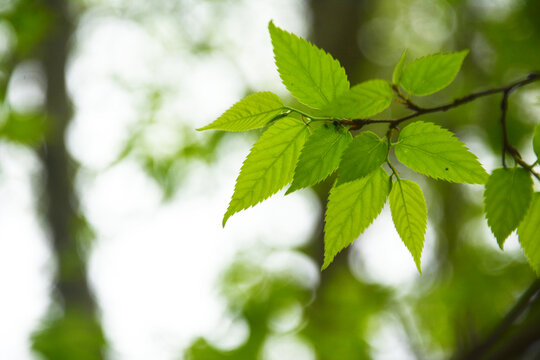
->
[484,168,533,248]
[389,179,427,272]
[337,131,387,185]
[518,193,540,275]
[533,124,540,160]
[198,92,284,131]
[286,125,353,194]
[268,20,349,109]
[322,79,394,119]
[392,49,407,85]
[399,50,468,96]
[223,117,309,226]
[323,167,389,269]
[394,121,488,184]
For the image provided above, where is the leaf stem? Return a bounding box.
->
[387,160,400,180]
[284,106,332,121]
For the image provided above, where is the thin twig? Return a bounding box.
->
[500,89,511,168]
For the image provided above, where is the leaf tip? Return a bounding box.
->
[222,213,231,228]
[415,259,422,274]
[392,49,408,85]
[284,185,296,195]
[497,237,506,250]
[321,258,332,271]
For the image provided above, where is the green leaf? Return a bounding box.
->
[389,179,427,272]
[337,131,387,186]
[322,167,389,269]
[484,168,533,248]
[394,121,488,184]
[518,193,540,276]
[533,124,540,160]
[198,92,284,132]
[286,125,353,194]
[268,20,349,109]
[223,117,309,226]
[322,79,394,119]
[392,49,407,85]
[399,50,468,96]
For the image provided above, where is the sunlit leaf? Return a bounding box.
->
[198,92,284,131]
[287,125,352,194]
[323,167,389,269]
[268,20,349,109]
[337,131,387,185]
[223,117,309,226]
[394,121,488,184]
[389,179,427,272]
[484,168,533,248]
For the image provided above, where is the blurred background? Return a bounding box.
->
[1,0,540,359]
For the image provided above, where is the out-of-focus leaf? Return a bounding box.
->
[0,111,46,145]
[533,124,540,160]
[518,193,540,275]
[32,308,105,360]
[484,168,533,248]
[399,51,468,96]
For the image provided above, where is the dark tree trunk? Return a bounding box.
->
[31,0,105,358]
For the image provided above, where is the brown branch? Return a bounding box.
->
[345,72,540,128]
[484,295,540,360]
[453,279,540,360]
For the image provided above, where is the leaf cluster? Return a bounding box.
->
[199,21,540,275]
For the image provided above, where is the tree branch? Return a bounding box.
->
[347,72,540,128]
[453,279,540,360]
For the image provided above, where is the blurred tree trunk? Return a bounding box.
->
[310,0,369,81]
[31,0,106,358]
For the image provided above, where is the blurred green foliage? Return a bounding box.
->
[0,110,47,145]
[32,307,106,360]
